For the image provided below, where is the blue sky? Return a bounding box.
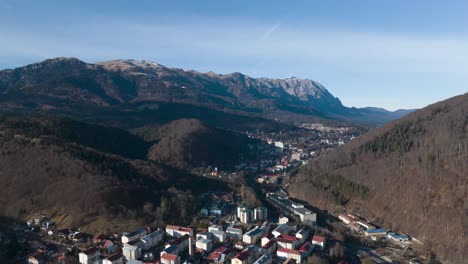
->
[1,0,467,110]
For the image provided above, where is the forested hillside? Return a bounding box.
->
[0,115,230,232]
[288,93,468,263]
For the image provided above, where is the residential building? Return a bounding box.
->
[276,248,302,263]
[253,254,272,264]
[123,240,142,260]
[266,193,317,224]
[261,233,275,247]
[79,247,100,264]
[122,228,147,244]
[272,224,292,238]
[231,251,250,264]
[196,238,213,252]
[102,253,124,264]
[299,242,314,257]
[201,200,226,216]
[141,229,164,250]
[254,207,268,221]
[208,225,222,233]
[160,253,180,264]
[295,226,310,244]
[277,235,298,250]
[311,235,326,249]
[166,225,193,238]
[226,226,243,240]
[261,239,277,255]
[243,226,267,244]
[210,230,226,242]
[238,207,253,224]
[196,231,211,240]
[278,216,289,224]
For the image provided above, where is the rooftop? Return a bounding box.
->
[82,247,99,255]
[233,251,250,261]
[312,235,325,243]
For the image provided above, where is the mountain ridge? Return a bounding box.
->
[0,57,412,126]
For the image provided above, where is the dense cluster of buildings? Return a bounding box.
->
[266,192,316,224]
[72,216,328,264]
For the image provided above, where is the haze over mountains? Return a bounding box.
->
[0,57,411,127]
[288,93,468,263]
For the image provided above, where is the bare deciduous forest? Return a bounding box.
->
[289,93,468,263]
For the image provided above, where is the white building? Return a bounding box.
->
[276,248,302,263]
[123,241,142,260]
[272,224,291,238]
[278,216,289,224]
[79,247,100,264]
[311,235,326,249]
[102,253,124,264]
[166,225,193,238]
[261,233,275,247]
[243,226,267,244]
[226,226,243,240]
[254,207,268,221]
[121,228,147,244]
[141,229,164,250]
[196,238,213,252]
[210,230,226,242]
[238,207,253,224]
[208,225,222,233]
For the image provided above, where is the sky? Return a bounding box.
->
[1,0,467,110]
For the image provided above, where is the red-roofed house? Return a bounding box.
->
[277,235,298,250]
[312,235,326,249]
[160,253,180,264]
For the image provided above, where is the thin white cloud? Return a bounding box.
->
[261,23,280,40]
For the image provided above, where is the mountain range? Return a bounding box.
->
[0,57,412,127]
